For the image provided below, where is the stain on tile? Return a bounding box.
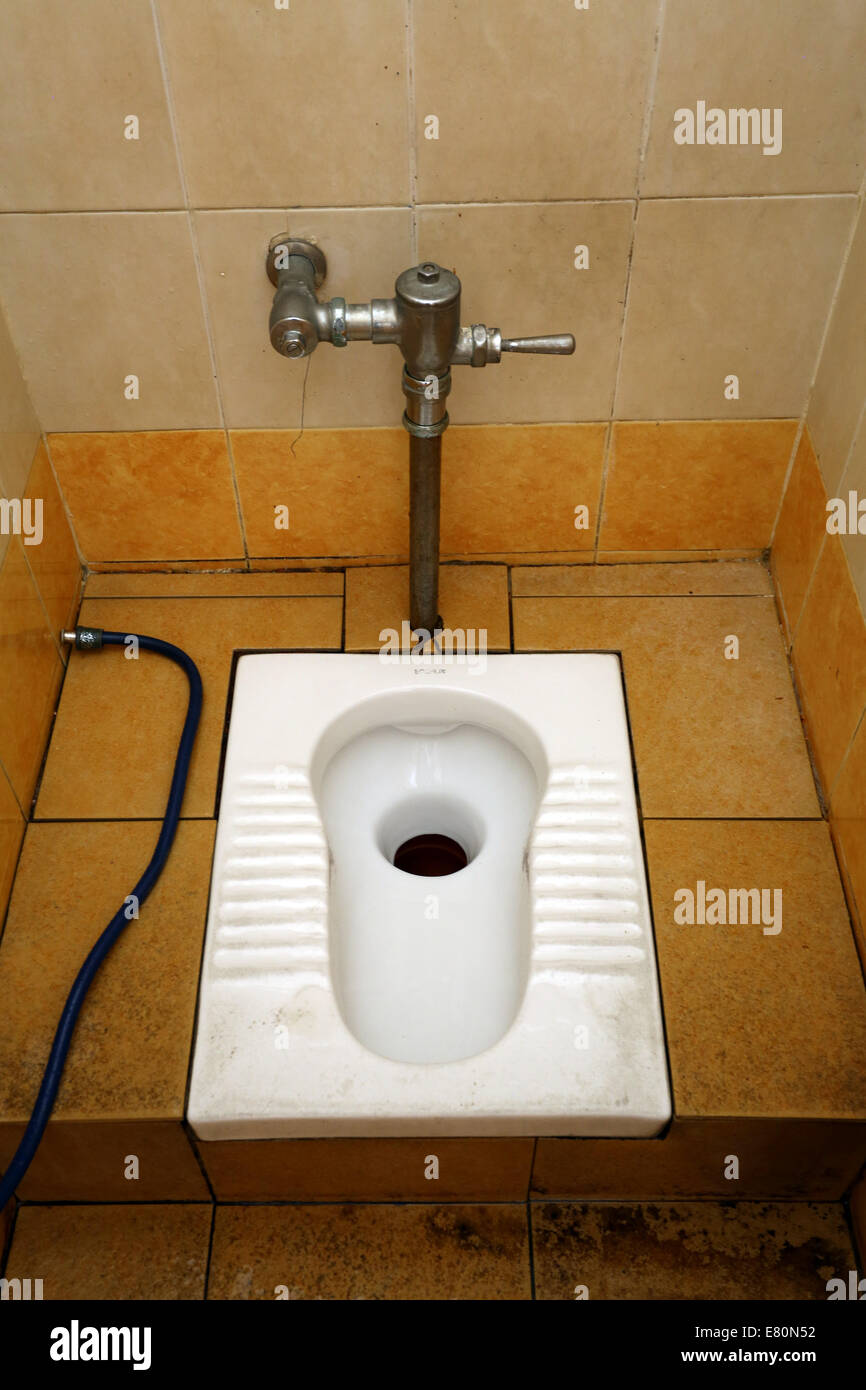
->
[208,1203,530,1300]
[5,1203,211,1300]
[0,820,214,1126]
[532,1201,855,1300]
[645,819,866,1119]
[35,593,342,819]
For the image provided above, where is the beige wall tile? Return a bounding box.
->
[48,432,244,563]
[645,819,866,1120]
[830,712,866,963]
[414,0,659,202]
[156,0,409,208]
[442,425,605,553]
[617,197,856,420]
[418,203,633,423]
[0,0,183,212]
[601,421,795,550]
[0,306,40,506]
[771,429,828,642]
[6,1204,211,1300]
[0,821,214,1124]
[24,443,81,636]
[0,540,63,809]
[840,417,866,616]
[643,0,866,196]
[808,202,866,495]
[793,535,866,797]
[195,209,413,428]
[232,428,407,560]
[0,215,220,432]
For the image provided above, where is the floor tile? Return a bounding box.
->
[5,1203,211,1300]
[532,1201,855,1300]
[0,1120,209,1202]
[645,819,866,1119]
[512,560,773,597]
[345,564,510,650]
[36,594,342,819]
[0,820,214,1126]
[514,593,818,817]
[208,1203,530,1301]
[85,571,344,599]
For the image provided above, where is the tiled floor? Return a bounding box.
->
[1,558,865,1299]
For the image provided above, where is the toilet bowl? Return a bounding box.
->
[188,652,671,1138]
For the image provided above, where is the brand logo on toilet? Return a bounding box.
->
[378,621,488,674]
[673,881,782,935]
[673,102,782,156]
[0,496,42,545]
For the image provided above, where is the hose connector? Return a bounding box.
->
[61,626,104,650]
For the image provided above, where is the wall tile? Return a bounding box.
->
[24,443,81,636]
[807,202,866,495]
[771,428,829,641]
[830,713,866,963]
[0,762,24,929]
[0,306,40,505]
[793,535,866,797]
[642,0,866,196]
[601,420,795,551]
[48,431,244,563]
[156,0,409,208]
[0,540,63,810]
[617,197,856,420]
[0,214,220,432]
[414,0,659,202]
[231,429,407,560]
[0,0,183,211]
[840,416,866,617]
[418,203,633,423]
[194,208,413,428]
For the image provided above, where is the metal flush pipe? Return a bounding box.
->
[266,236,575,636]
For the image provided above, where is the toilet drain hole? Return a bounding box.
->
[393,833,468,877]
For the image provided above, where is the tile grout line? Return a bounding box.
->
[147,0,251,568]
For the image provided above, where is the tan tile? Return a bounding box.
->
[48,432,244,564]
[793,536,866,796]
[90,558,248,574]
[532,1201,855,1300]
[195,209,413,429]
[0,306,40,503]
[513,560,773,597]
[0,820,214,1125]
[0,0,182,209]
[158,0,408,207]
[208,1204,530,1301]
[830,713,866,965]
[345,565,510,650]
[0,1120,209,1201]
[0,762,24,928]
[851,1171,866,1267]
[645,819,866,1119]
[0,540,63,809]
[419,205,633,423]
[233,429,407,560]
[840,415,866,619]
[642,0,866,196]
[0,215,220,432]
[6,1204,211,1300]
[601,421,795,550]
[86,570,344,598]
[23,443,81,638]
[415,0,658,201]
[514,593,818,818]
[36,593,342,819]
[598,548,766,564]
[532,1120,866,1201]
[771,429,828,641]
[441,426,604,553]
[200,1138,533,1203]
[617,198,856,420]
[808,203,866,495]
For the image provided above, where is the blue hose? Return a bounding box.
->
[0,628,203,1210]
